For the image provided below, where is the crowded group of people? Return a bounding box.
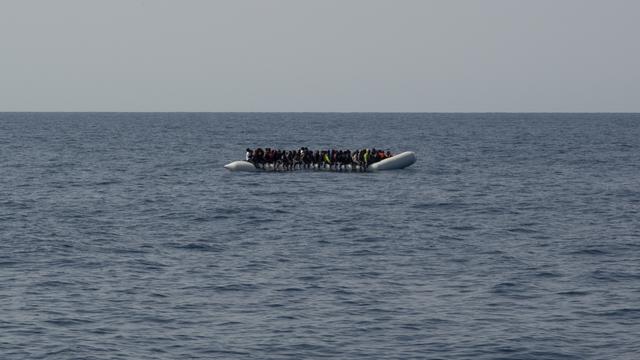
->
[245,147,393,171]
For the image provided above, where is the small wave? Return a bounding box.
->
[493,281,517,289]
[507,227,538,234]
[439,235,465,241]
[94,179,121,186]
[297,275,322,281]
[172,242,225,252]
[266,303,285,308]
[598,308,640,319]
[339,226,357,232]
[133,259,168,270]
[332,288,355,296]
[0,200,33,210]
[557,290,590,296]
[534,271,562,278]
[449,225,477,231]
[111,247,147,255]
[450,257,469,264]
[519,350,582,360]
[213,283,258,292]
[568,248,609,256]
[44,317,93,327]
[138,316,175,324]
[239,217,276,226]
[276,287,305,292]
[213,207,243,215]
[331,217,351,224]
[412,202,464,210]
[33,280,75,288]
[478,207,507,214]
[200,349,252,356]
[354,236,382,243]
[87,327,116,335]
[478,249,504,255]
[591,269,640,281]
[491,281,541,299]
[348,249,382,256]
[158,212,189,220]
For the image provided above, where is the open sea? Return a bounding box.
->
[1,112,639,359]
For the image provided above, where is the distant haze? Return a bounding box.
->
[1,0,639,112]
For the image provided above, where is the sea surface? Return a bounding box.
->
[1,113,639,359]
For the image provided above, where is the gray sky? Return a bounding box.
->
[1,0,639,112]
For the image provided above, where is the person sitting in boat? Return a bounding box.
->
[361,149,369,168]
[351,149,360,167]
[273,149,281,170]
[302,148,311,169]
[343,149,352,170]
[371,148,379,163]
[253,148,265,168]
[322,151,331,168]
[264,148,272,167]
[245,148,253,162]
[314,150,321,168]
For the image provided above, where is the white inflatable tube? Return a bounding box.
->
[368,151,417,171]
[224,151,416,172]
[224,161,261,172]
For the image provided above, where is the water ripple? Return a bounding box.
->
[1,113,639,359]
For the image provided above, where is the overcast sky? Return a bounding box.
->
[1,0,638,112]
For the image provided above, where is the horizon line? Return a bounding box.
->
[1,111,640,114]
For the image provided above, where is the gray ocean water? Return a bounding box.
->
[1,113,639,359]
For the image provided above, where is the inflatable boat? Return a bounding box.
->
[224,151,417,172]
